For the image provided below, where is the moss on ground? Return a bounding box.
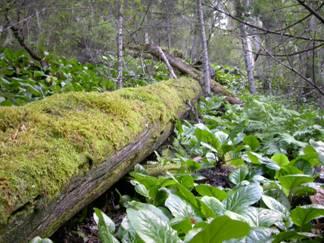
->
[0,78,201,226]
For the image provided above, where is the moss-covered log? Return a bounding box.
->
[0,78,201,242]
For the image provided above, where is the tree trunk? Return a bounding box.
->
[235,0,256,94]
[197,0,211,95]
[116,1,124,89]
[263,32,273,95]
[0,78,202,242]
[128,44,242,105]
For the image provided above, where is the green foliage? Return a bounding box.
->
[127,202,181,243]
[98,54,169,88]
[91,93,323,242]
[291,205,324,228]
[94,208,119,243]
[0,48,115,106]
[0,49,170,106]
[17,68,322,242]
[213,64,246,93]
[190,216,250,243]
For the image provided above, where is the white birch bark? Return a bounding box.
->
[235,0,256,94]
[116,1,124,89]
[197,0,211,95]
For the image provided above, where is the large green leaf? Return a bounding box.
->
[127,203,182,243]
[273,231,322,243]
[224,184,263,213]
[240,207,283,227]
[189,215,250,243]
[229,167,249,185]
[261,195,289,216]
[194,125,222,152]
[291,204,324,227]
[195,184,227,200]
[162,188,197,218]
[173,182,200,210]
[278,174,314,196]
[245,152,280,171]
[94,208,119,243]
[200,196,225,216]
[170,217,193,236]
[130,173,175,203]
[271,153,289,167]
[244,227,275,243]
[243,135,260,151]
[226,227,275,243]
[117,217,144,243]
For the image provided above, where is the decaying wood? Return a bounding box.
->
[129,44,242,104]
[0,78,202,243]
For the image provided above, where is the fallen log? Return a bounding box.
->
[128,44,242,104]
[0,78,201,242]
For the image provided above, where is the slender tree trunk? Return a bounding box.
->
[116,1,124,89]
[164,0,173,50]
[235,0,256,94]
[197,0,211,95]
[190,10,201,62]
[259,15,274,95]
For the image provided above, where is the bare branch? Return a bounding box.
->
[256,39,324,96]
[296,0,324,24]
[210,5,324,42]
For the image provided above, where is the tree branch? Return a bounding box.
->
[256,40,324,96]
[211,5,324,42]
[296,0,324,24]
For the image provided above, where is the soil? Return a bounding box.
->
[198,165,233,188]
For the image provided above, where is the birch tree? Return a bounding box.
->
[116,0,124,89]
[235,0,256,94]
[197,0,211,95]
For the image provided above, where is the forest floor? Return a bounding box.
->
[52,163,233,243]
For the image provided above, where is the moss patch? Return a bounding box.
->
[0,77,201,225]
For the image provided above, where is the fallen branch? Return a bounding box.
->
[156,46,177,79]
[128,44,242,104]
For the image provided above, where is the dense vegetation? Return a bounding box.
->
[1,0,323,103]
[89,95,323,243]
[0,48,168,106]
[1,0,323,242]
[27,69,323,242]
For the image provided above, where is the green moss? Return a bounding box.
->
[0,77,201,225]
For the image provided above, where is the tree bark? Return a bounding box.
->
[116,0,124,89]
[197,0,211,95]
[0,78,202,242]
[235,0,256,94]
[261,20,273,95]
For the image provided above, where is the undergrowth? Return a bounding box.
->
[35,94,323,243]
[0,49,169,106]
